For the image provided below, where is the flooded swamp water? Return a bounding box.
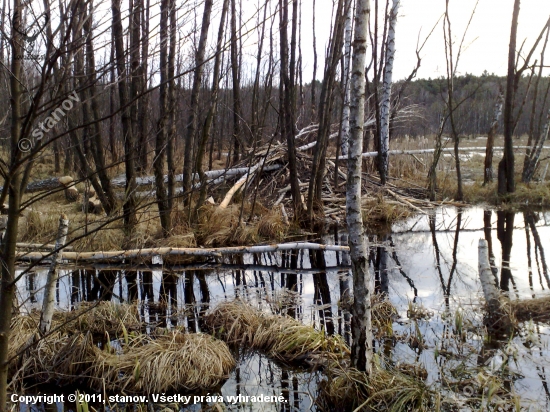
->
[13,206,550,411]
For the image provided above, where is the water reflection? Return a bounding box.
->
[14,206,550,410]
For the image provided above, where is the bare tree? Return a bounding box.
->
[378,0,400,185]
[347,0,373,374]
[182,0,213,208]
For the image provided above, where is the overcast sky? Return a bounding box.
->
[297,0,550,81]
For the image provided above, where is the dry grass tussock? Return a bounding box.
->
[196,203,289,247]
[8,303,234,392]
[93,331,235,393]
[318,358,434,412]
[362,194,412,226]
[507,295,550,323]
[204,300,350,363]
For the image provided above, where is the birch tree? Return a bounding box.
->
[347,0,373,374]
[340,0,353,157]
[483,91,504,185]
[378,0,400,185]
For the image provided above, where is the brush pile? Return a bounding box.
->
[8,302,235,393]
[204,300,349,364]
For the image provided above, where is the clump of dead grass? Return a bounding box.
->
[9,305,235,393]
[256,208,288,241]
[93,331,235,393]
[196,204,259,246]
[205,300,349,364]
[61,301,143,336]
[371,294,399,338]
[318,359,434,411]
[362,194,412,226]
[507,295,550,323]
[19,210,60,243]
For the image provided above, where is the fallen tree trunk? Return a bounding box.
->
[112,164,282,188]
[15,242,350,263]
[24,176,74,193]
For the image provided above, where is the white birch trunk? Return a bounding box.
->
[378,0,400,182]
[39,214,69,334]
[340,0,353,156]
[346,0,373,374]
[478,239,500,312]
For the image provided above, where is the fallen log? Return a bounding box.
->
[25,176,74,193]
[15,242,351,263]
[112,164,282,188]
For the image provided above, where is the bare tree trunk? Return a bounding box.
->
[137,0,150,171]
[84,2,117,214]
[154,0,173,236]
[195,0,229,214]
[307,0,345,220]
[109,38,118,163]
[113,0,138,234]
[311,0,318,121]
[347,0,373,374]
[498,0,520,196]
[280,0,302,218]
[484,91,504,185]
[230,0,245,164]
[378,0,400,185]
[130,0,143,176]
[182,0,213,207]
[0,0,24,407]
[340,0,353,157]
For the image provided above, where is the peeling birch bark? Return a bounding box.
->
[378,0,400,184]
[340,0,353,157]
[347,0,373,374]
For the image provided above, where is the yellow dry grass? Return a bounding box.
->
[93,331,235,393]
[318,359,434,412]
[508,295,550,323]
[8,305,235,393]
[205,300,349,363]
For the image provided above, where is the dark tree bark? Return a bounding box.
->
[182,0,213,206]
[195,0,229,214]
[279,0,302,218]
[113,0,138,234]
[307,0,346,221]
[230,0,246,164]
[154,0,173,236]
[498,0,521,196]
[0,0,24,407]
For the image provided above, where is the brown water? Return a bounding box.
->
[15,206,550,411]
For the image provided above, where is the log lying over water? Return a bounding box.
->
[15,242,350,263]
